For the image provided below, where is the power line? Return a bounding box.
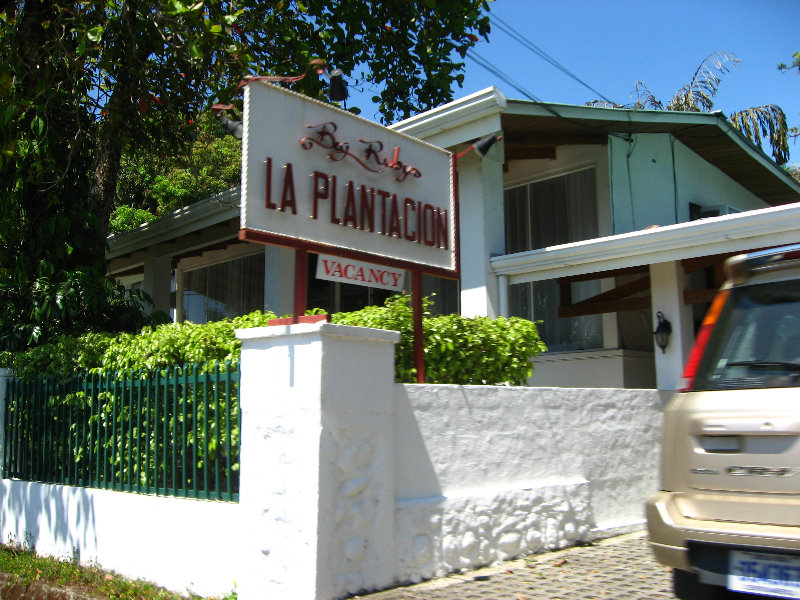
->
[490,13,618,106]
[466,49,544,103]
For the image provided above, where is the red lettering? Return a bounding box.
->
[322,260,335,276]
[312,171,328,220]
[403,198,416,242]
[360,185,375,232]
[436,208,448,249]
[280,163,297,214]
[330,175,340,225]
[422,203,435,246]
[390,272,402,287]
[343,181,358,228]
[265,157,276,209]
[388,194,401,238]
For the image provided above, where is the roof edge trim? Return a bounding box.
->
[391,86,506,142]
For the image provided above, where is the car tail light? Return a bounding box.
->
[680,289,730,391]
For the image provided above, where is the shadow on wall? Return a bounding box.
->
[0,480,98,563]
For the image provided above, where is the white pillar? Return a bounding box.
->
[649,261,693,390]
[142,252,172,316]
[457,137,505,318]
[236,323,400,600]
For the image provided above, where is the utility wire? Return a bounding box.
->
[490,13,618,106]
[466,49,543,103]
[466,48,633,142]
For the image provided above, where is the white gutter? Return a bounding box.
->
[491,202,800,284]
[390,86,506,147]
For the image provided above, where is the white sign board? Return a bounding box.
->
[240,82,457,276]
[315,254,405,292]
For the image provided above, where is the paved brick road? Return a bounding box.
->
[353,531,675,600]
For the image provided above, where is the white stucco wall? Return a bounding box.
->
[609,133,769,234]
[0,481,242,597]
[392,384,668,583]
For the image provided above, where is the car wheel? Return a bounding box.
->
[673,569,727,599]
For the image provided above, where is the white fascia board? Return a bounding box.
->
[492,202,800,284]
[390,86,506,147]
[107,188,240,259]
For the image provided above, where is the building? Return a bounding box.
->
[107,87,800,389]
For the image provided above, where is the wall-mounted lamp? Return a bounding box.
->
[326,68,348,102]
[218,115,243,140]
[454,133,502,160]
[653,311,672,353]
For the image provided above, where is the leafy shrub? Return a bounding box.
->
[9,297,545,385]
[8,311,277,379]
[332,294,546,384]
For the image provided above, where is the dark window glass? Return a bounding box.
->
[693,280,800,390]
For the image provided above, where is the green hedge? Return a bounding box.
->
[7,295,546,385]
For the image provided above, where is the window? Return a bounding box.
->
[505,168,598,253]
[182,253,265,323]
[505,169,602,351]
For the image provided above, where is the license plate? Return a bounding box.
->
[728,550,800,598]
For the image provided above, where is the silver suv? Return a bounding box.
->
[646,244,800,599]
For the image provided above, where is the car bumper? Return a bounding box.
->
[646,491,800,584]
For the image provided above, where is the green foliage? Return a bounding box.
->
[10,311,277,379]
[109,205,158,234]
[116,111,244,224]
[0,541,233,599]
[0,0,491,342]
[778,51,800,74]
[332,294,546,384]
[10,299,544,385]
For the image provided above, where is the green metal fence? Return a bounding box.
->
[3,361,240,502]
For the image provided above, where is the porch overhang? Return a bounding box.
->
[491,202,800,285]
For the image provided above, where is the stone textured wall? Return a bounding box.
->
[392,385,668,583]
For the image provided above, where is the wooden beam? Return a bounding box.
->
[559,296,651,318]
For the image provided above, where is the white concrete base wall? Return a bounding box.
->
[0,480,242,598]
[395,480,591,583]
[392,385,668,586]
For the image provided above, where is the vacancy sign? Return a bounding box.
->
[239,81,457,276]
[316,254,405,291]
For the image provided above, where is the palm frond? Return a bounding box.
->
[631,81,663,110]
[667,51,740,112]
[585,100,625,108]
[728,104,789,165]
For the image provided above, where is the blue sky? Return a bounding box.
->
[351,0,799,165]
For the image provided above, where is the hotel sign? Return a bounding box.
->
[239,81,457,276]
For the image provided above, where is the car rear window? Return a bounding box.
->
[692,279,800,391]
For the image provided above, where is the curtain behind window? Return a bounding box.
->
[182,253,265,323]
[505,169,602,351]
